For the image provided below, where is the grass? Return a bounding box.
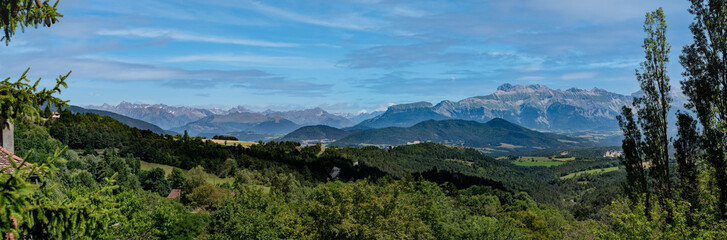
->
[509,156,573,167]
[140,160,234,185]
[518,156,552,162]
[497,143,524,149]
[512,161,565,167]
[560,166,619,180]
[205,139,257,147]
[139,161,174,174]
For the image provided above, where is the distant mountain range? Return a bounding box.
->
[282,118,596,151]
[87,102,367,130]
[86,83,688,143]
[88,101,221,130]
[352,102,450,129]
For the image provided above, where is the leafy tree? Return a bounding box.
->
[636,7,672,210]
[139,167,171,197]
[618,106,649,214]
[617,8,673,220]
[674,112,700,219]
[217,158,237,178]
[97,148,139,191]
[187,184,229,210]
[680,0,727,219]
[109,190,210,240]
[1,148,119,239]
[186,165,207,190]
[1,68,69,143]
[168,167,187,189]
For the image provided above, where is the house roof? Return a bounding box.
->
[167,189,182,199]
[0,146,29,173]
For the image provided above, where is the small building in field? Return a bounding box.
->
[167,189,182,199]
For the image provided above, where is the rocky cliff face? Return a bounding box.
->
[433,84,634,132]
[353,84,636,132]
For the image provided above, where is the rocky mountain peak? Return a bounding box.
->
[387,101,434,111]
[495,83,552,93]
[228,106,254,114]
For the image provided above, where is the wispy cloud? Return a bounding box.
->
[246,1,382,31]
[337,40,483,69]
[97,28,298,47]
[232,77,332,95]
[5,56,331,95]
[560,72,597,80]
[165,54,333,69]
[517,76,544,81]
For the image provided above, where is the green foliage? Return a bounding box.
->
[1,147,119,239]
[139,167,171,197]
[108,190,210,240]
[333,119,593,150]
[47,110,234,170]
[0,68,69,126]
[212,135,238,141]
[217,158,237,178]
[96,148,139,191]
[0,0,65,44]
[680,0,727,219]
[168,167,186,189]
[186,184,229,210]
[636,7,673,213]
[185,165,207,190]
[326,142,560,204]
[600,197,727,239]
[209,178,562,239]
[675,112,701,216]
[13,119,64,163]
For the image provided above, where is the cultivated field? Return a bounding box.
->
[560,166,619,179]
[508,156,576,167]
[140,160,233,185]
[205,139,257,147]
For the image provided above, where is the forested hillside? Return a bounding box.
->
[65,105,176,135]
[7,111,611,239]
[333,119,595,150]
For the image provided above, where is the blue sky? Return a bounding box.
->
[1,0,694,113]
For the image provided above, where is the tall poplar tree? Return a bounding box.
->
[674,111,700,220]
[618,105,650,218]
[636,8,672,216]
[680,0,727,219]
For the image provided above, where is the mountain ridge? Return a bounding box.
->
[334,118,596,151]
[351,83,640,133]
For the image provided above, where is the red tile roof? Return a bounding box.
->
[0,146,30,173]
[167,189,182,199]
